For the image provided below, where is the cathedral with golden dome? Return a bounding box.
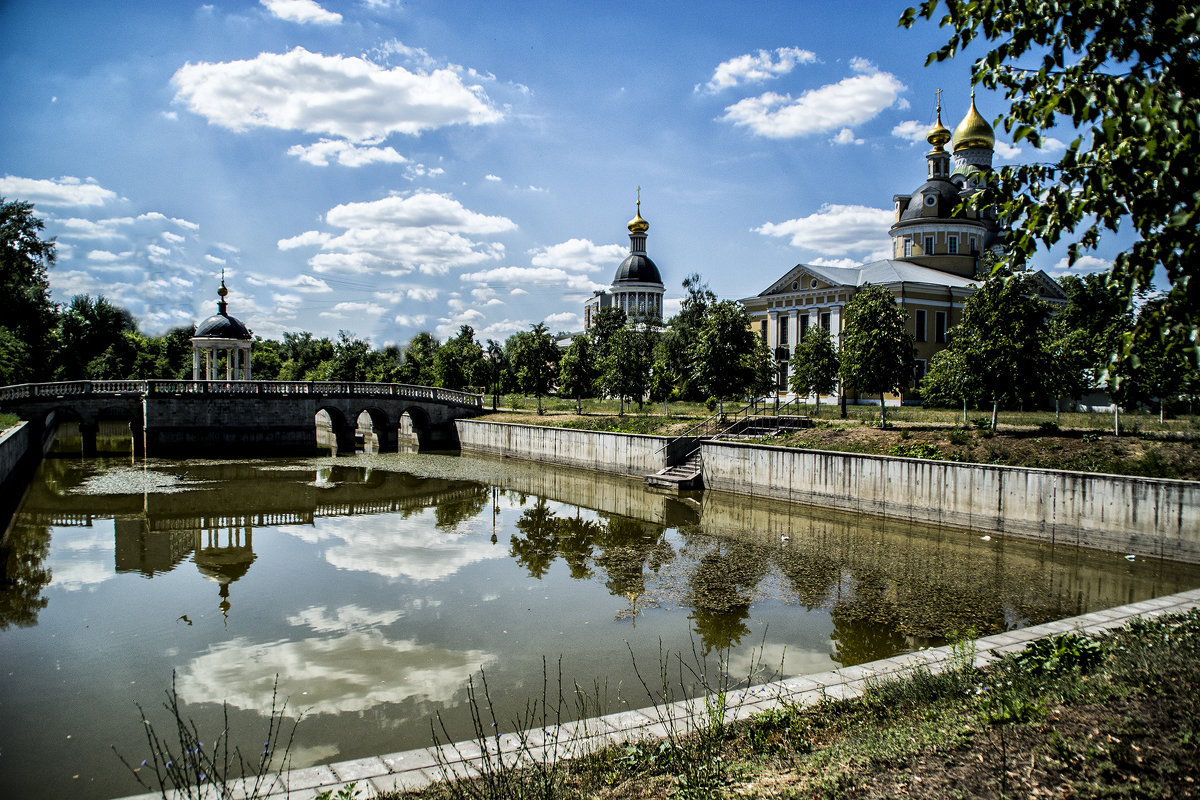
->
[741,91,1065,402]
[583,195,666,330]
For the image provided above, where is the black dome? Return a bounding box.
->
[899,180,962,222]
[195,312,251,340]
[613,254,662,285]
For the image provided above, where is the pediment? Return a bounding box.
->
[761,264,841,296]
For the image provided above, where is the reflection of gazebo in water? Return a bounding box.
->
[193,520,257,618]
[192,273,253,380]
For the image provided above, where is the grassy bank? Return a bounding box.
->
[379,610,1200,800]
[474,402,1200,481]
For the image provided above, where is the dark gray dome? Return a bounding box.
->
[195,312,251,340]
[899,179,963,222]
[613,253,662,285]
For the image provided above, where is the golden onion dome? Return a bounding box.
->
[926,103,951,150]
[627,202,649,234]
[952,90,995,151]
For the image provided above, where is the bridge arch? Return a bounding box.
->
[398,406,434,451]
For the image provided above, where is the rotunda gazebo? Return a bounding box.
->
[192,276,253,380]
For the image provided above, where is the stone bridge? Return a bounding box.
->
[0,380,484,457]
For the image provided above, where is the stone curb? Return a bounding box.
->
[115,587,1200,800]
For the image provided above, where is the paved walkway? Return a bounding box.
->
[118,587,1200,800]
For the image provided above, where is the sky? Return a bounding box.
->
[0,0,1111,346]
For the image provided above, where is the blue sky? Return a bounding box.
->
[0,0,1103,345]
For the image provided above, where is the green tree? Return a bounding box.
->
[432,325,485,391]
[789,325,840,417]
[510,322,559,414]
[251,336,284,380]
[691,299,763,414]
[278,331,334,381]
[953,268,1051,430]
[919,345,980,424]
[837,285,915,427]
[901,0,1200,357]
[558,334,598,414]
[601,323,655,414]
[658,273,717,400]
[587,306,627,367]
[397,331,439,386]
[51,294,139,380]
[0,198,57,381]
[327,331,372,382]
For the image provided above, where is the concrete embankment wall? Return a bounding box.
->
[456,419,694,478]
[0,422,35,537]
[702,440,1200,564]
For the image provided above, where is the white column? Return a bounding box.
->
[226,348,232,380]
[767,310,778,350]
[244,345,252,380]
[193,348,200,380]
[829,306,842,350]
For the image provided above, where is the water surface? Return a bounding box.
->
[2,450,1196,800]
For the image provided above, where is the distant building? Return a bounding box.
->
[584,199,666,330]
[192,275,253,380]
[741,91,1065,402]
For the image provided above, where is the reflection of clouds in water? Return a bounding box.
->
[176,631,495,717]
[285,742,342,771]
[288,604,404,633]
[286,512,505,582]
[48,526,114,590]
[726,642,830,682]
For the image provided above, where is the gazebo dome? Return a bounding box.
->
[195,312,251,340]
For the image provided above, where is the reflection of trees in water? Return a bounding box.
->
[433,484,490,532]
[508,504,671,609]
[0,524,52,630]
[828,569,909,665]
[686,540,769,654]
[773,548,840,611]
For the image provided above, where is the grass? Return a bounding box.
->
[377,610,1200,799]
[0,411,19,431]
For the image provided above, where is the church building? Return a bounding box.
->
[741,92,1065,402]
[584,199,666,330]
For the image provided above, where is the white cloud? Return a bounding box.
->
[278,230,333,250]
[1046,254,1112,276]
[484,174,502,182]
[260,0,341,25]
[283,192,515,277]
[459,265,604,292]
[394,314,428,326]
[528,238,626,273]
[831,128,863,145]
[86,249,123,262]
[809,256,862,269]
[697,47,817,93]
[171,47,502,142]
[721,68,905,139]
[755,203,893,257]
[245,273,333,292]
[407,287,439,302]
[161,231,186,244]
[544,311,581,329]
[891,119,928,145]
[0,175,118,207]
[320,300,387,318]
[287,139,409,167]
[204,253,226,264]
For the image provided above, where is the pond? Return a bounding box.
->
[2,449,1197,800]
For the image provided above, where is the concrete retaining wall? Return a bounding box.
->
[0,422,35,537]
[702,440,1200,563]
[456,419,688,478]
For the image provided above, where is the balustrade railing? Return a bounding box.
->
[0,380,483,407]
